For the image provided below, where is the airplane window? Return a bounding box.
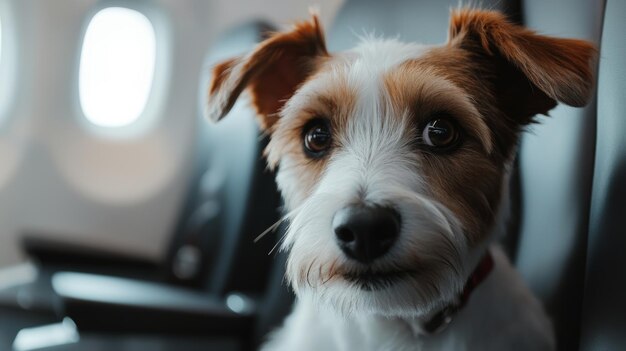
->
[79,7,156,128]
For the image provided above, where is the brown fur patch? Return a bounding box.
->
[207,14,329,129]
[383,64,493,154]
[449,8,597,108]
[383,59,505,243]
[279,54,359,132]
[265,62,357,196]
[378,9,596,243]
[209,58,237,95]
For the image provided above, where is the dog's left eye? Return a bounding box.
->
[422,117,460,150]
[303,118,332,157]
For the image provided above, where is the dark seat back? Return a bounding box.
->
[580,1,626,349]
[513,2,605,350]
[166,21,282,298]
[189,22,292,346]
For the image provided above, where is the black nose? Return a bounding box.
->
[332,205,400,263]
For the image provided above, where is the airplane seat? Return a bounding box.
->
[0,20,287,351]
[580,0,626,349]
[512,1,604,350]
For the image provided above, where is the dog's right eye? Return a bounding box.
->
[303,118,332,158]
[421,117,461,151]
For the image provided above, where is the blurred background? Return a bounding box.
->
[0,0,624,351]
[0,0,342,273]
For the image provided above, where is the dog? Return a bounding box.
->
[206,8,595,351]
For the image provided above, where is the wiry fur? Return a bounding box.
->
[206,8,596,351]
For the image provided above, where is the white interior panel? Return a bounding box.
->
[0,0,343,268]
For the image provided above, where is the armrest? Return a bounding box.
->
[51,272,255,338]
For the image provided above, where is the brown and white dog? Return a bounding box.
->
[206,8,595,351]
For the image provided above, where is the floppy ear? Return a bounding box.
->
[206,15,328,130]
[448,9,596,122]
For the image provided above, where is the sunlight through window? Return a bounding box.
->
[79,7,156,127]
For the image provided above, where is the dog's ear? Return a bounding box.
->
[448,9,596,122]
[206,15,328,130]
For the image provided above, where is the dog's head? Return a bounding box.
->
[206,9,595,318]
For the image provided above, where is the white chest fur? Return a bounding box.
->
[261,245,555,351]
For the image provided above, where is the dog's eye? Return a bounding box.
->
[303,118,332,157]
[422,117,460,150]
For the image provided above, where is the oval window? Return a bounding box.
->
[79,7,156,127]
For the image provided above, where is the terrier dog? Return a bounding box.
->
[206,8,595,351]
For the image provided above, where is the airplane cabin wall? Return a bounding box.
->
[0,0,342,268]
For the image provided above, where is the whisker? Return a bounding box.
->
[306,258,318,288]
[321,258,340,285]
[268,231,288,255]
[254,218,285,243]
[254,206,301,243]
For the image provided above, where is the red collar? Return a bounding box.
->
[421,251,494,334]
